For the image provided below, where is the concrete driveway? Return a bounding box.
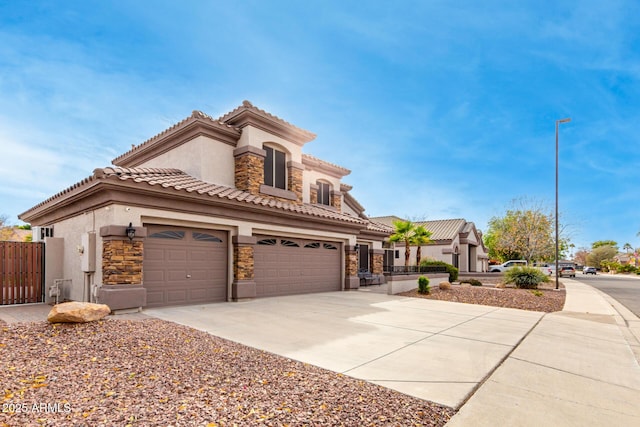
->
[145,290,543,409]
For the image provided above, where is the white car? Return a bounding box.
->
[488,260,528,272]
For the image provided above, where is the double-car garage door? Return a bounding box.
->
[143,226,342,307]
[254,235,341,297]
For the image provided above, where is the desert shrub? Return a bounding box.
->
[504,266,549,289]
[418,276,430,294]
[461,278,482,286]
[616,263,638,274]
[530,289,543,297]
[419,259,459,282]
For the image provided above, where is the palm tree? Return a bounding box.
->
[389,220,416,268]
[624,243,633,253]
[411,225,433,267]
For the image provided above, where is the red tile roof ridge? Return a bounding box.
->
[112,111,240,165]
[218,100,316,139]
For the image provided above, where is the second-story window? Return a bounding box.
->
[317,181,330,206]
[264,145,286,190]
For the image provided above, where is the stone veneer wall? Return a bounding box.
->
[234,245,254,280]
[288,165,303,203]
[344,246,359,290]
[372,252,384,275]
[310,185,318,204]
[234,149,265,195]
[102,240,143,285]
[331,192,342,212]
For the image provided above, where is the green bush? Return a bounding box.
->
[419,259,459,282]
[504,266,549,289]
[418,276,430,294]
[461,278,482,286]
[616,263,638,274]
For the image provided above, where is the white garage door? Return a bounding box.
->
[143,225,228,307]
[254,235,341,297]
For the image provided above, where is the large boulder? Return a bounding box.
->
[47,302,111,323]
[439,281,452,290]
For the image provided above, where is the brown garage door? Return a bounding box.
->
[143,225,227,307]
[254,235,341,297]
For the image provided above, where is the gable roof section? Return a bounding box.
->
[20,167,368,228]
[368,215,407,227]
[415,219,467,241]
[365,220,394,234]
[219,100,316,146]
[302,154,350,178]
[113,110,241,167]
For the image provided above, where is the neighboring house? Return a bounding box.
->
[19,101,391,310]
[371,216,489,273]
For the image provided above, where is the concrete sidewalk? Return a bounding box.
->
[447,279,640,426]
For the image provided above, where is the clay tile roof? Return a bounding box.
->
[112,111,240,165]
[365,220,394,234]
[28,167,368,226]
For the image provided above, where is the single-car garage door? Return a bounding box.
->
[254,235,341,297]
[143,225,228,307]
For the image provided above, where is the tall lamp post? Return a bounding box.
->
[555,117,571,289]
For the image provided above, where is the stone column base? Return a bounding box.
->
[97,284,147,311]
[232,280,257,301]
[344,276,360,290]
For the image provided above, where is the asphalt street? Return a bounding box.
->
[574,273,640,317]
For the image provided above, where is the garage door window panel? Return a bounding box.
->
[149,231,185,240]
[192,232,223,242]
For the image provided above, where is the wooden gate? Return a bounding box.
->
[1,242,45,305]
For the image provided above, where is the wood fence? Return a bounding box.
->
[1,242,45,305]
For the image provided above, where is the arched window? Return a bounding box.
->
[316,180,331,206]
[263,144,287,190]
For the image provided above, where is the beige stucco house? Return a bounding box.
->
[371,216,489,273]
[20,101,392,310]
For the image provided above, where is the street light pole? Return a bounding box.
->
[555,117,571,290]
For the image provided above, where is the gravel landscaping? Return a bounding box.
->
[1,318,454,426]
[399,278,566,313]
[0,277,566,426]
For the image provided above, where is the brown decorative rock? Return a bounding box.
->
[47,302,111,323]
[439,281,452,290]
[496,282,506,289]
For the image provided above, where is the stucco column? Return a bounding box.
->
[232,235,257,300]
[97,224,147,310]
[344,245,360,290]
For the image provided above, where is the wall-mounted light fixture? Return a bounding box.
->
[354,244,360,251]
[126,222,136,241]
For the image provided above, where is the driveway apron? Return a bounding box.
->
[145,291,543,409]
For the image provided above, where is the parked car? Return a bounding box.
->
[488,260,528,273]
[583,266,597,275]
[560,266,576,277]
[534,263,555,276]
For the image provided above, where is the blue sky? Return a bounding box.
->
[1,0,639,251]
